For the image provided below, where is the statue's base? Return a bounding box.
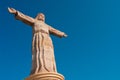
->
[25,72,64,80]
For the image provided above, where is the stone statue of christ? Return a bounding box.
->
[8,7,67,75]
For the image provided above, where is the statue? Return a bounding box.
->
[8,7,67,76]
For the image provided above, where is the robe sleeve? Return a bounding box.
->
[15,11,35,26]
[48,26,65,38]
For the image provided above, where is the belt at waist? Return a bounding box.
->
[34,30,49,34]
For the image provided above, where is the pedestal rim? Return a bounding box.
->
[25,72,64,80]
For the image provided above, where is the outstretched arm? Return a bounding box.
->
[8,7,35,26]
[49,26,67,38]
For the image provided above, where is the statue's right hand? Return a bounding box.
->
[8,7,17,14]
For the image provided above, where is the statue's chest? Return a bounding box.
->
[33,21,49,32]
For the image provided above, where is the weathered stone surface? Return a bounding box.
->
[8,7,67,76]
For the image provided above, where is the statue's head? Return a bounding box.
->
[35,13,45,22]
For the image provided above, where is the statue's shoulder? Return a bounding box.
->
[44,23,50,27]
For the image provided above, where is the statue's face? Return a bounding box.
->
[37,13,45,21]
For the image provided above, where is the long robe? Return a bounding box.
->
[15,11,65,75]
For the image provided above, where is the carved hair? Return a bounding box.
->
[35,13,45,22]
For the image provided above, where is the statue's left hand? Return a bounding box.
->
[63,34,67,37]
[8,7,17,14]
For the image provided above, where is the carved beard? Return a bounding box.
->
[37,17,45,22]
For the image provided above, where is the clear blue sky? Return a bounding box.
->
[1,0,120,80]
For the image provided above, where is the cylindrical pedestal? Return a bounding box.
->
[25,72,64,80]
